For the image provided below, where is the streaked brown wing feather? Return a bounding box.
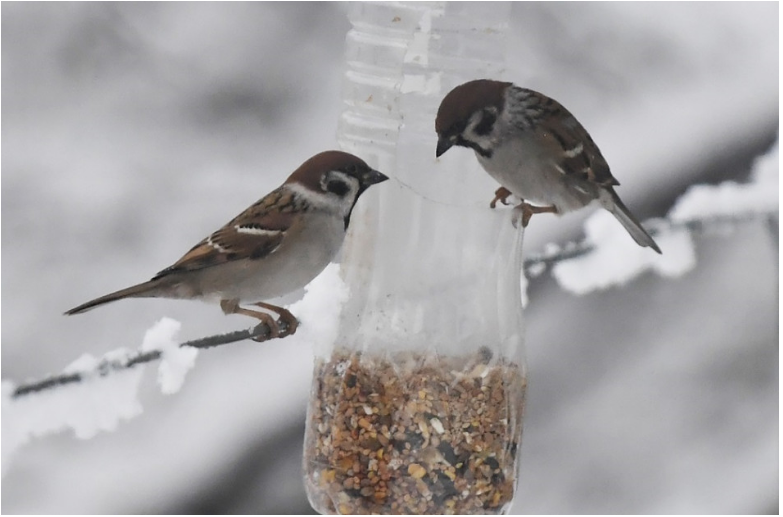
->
[541,107,620,188]
[153,189,302,279]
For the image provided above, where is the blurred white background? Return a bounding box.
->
[2,2,778,514]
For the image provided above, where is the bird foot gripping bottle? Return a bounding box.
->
[303,3,526,514]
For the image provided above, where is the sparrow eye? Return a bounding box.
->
[326,179,350,197]
[345,164,358,175]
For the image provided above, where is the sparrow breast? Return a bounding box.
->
[477,129,599,213]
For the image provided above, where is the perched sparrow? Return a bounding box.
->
[435,79,661,253]
[65,151,388,338]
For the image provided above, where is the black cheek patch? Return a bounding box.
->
[326,180,350,197]
[473,146,493,159]
[459,136,493,159]
[474,109,497,136]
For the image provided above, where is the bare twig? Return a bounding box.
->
[11,318,290,399]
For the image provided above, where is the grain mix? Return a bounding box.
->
[304,348,526,514]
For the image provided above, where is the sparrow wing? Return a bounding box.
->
[153,189,303,279]
[538,112,620,188]
[510,85,620,188]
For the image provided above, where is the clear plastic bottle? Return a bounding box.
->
[304,3,524,514]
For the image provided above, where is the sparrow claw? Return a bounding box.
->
[221,299,297,340]
[511,202,558,228]
[246,309,281,339]
[254,301,299,338]
[489,187,513,209]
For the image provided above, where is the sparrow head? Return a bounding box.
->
[285,151,388,223]
[435,79,511,158]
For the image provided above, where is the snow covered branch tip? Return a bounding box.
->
[524,210,777,276]
[10,317,291,399]
[529,142,778,294]
[2,264,349,472]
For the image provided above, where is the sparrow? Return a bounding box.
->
[65,151,388,338]
[435,79,661,254]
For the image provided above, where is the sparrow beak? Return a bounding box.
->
[436,136,454,158]
[363,169,389,186]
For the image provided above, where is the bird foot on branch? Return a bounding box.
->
[511,202,558,228]
[489,186,513,209]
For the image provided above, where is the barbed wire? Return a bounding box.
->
[8,209,777,400]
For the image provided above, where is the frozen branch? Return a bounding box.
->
[535,141,777,293]
[10,318,291,399]
[2,264,346,470]
[524,210,779,277]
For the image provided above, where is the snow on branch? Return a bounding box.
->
[525,210,777,293]
[2,264,348,472]
[532,141,779,294]
[10,318,282,399]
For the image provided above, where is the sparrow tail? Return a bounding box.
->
[607,190,662,254]
[64,279,163,315]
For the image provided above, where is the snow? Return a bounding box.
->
[552,212,696,295]
[287,263,349,357]
[1,267,347,474]
[551,140,778,295]
[669,142,779,222]
[526,261,547,278]
[2,320,187,473]
[645,226,697,278]
[2,354,144,472]
[140,317,194,395]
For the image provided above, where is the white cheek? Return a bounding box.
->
[286,181,358,217]
[343,181,360,201]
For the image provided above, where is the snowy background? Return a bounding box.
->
[1,2,778,514]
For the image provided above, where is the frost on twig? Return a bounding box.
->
[2,264,348,472]
[3,317,281,469]
[524,210,779,294]
[10,316,289,399]
[535,141,779,294]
